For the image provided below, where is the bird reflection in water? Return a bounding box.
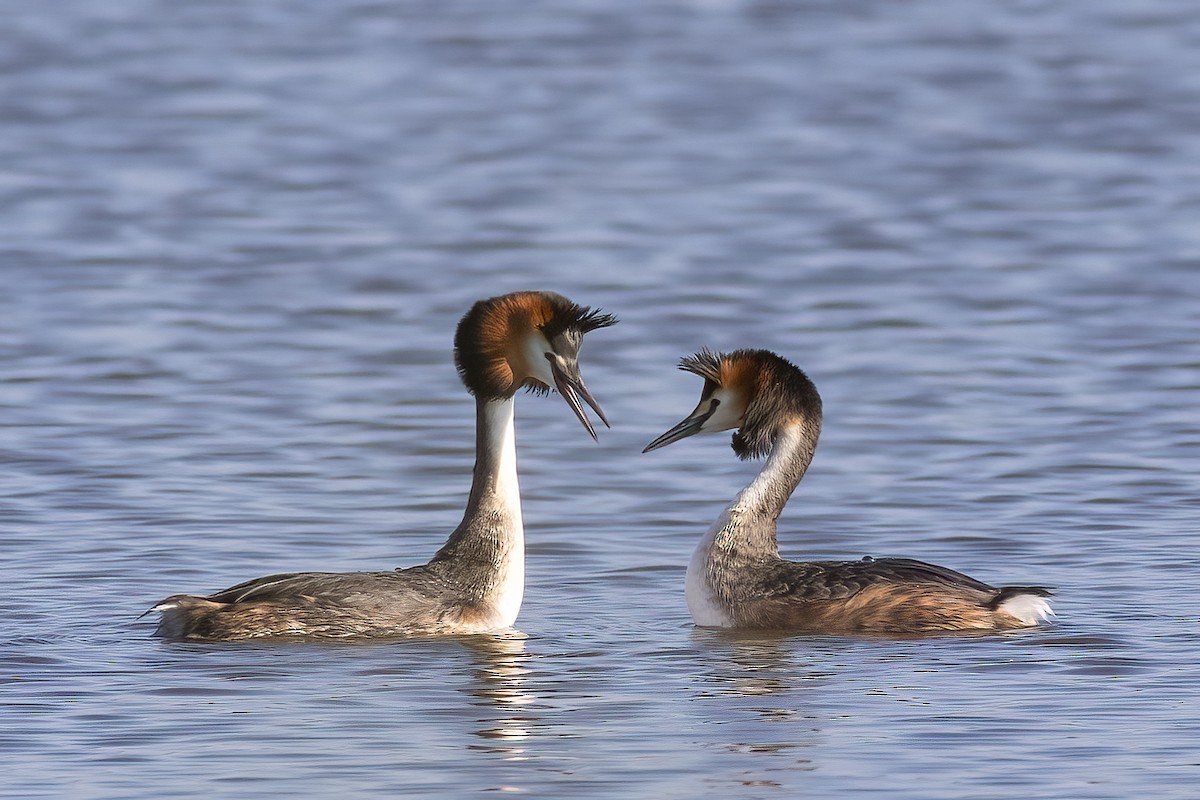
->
[463,633,537,759]
[693,628,831,701]
[691,629,824,783]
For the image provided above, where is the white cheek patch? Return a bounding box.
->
[523,332,554,386]
[700,387,745,433]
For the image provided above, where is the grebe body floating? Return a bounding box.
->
[152,291,616,641]
[644,349,1052,635]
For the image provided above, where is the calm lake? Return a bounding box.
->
[3,0,1199,797]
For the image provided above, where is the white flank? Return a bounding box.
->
[685,514,735,627]
[999,593,1055,626]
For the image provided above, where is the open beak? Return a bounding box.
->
[549,355,609,440]
[642,398,720,453]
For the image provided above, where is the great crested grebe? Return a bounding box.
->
[643,349,1052,635]
[151,290,617,641]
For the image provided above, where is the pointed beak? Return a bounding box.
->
[642,398,720,453]
[548,354,609,440]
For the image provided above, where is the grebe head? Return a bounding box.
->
[454,291,618,438]
[643,348,821,459]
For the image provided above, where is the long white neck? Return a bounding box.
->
[470,397,523,526]
[432,396,524,627]
[686,422,818,626]
[729,423,815,529]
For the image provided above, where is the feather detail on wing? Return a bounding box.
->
[752,556,998,602]
[202,566,449,606]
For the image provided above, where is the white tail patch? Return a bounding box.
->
[998,593,1054,626]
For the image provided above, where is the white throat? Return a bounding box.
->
[482,398,524,628]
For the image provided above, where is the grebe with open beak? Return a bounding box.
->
[152,291,616,640]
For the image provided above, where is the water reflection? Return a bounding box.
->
[692,628,833,700]
[690,629,826,782]
[463,633,538,759]
[6,0,1197,792]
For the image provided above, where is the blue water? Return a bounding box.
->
[3,0,1199,797]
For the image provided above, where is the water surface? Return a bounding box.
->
[3,0,1199,797]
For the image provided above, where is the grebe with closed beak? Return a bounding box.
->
[151,290,616,640]
[643,349,1052,635]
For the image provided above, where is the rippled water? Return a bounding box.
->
[4,0,1200,797]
